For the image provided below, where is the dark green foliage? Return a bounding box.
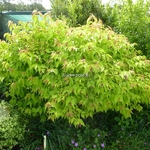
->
[107,108,150,150]
[21,118,69,150]
[62,124,107,150]
[0,83,7,101]
[19,109,150,150]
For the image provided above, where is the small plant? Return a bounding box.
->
[0,101,26,150]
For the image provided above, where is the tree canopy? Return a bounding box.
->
[0,0,46,11]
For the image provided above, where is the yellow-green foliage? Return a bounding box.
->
[0,12,150,126]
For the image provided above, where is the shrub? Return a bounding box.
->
[0,12,150,126]
[0,101,26,150]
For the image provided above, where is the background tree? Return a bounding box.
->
[0,2,4,11]
[105,0,150,59]
[50,0,106,26]
[0,0,46,11]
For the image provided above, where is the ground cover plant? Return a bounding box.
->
[0,12,150,127]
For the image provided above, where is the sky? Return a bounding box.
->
[41,0,51,9]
